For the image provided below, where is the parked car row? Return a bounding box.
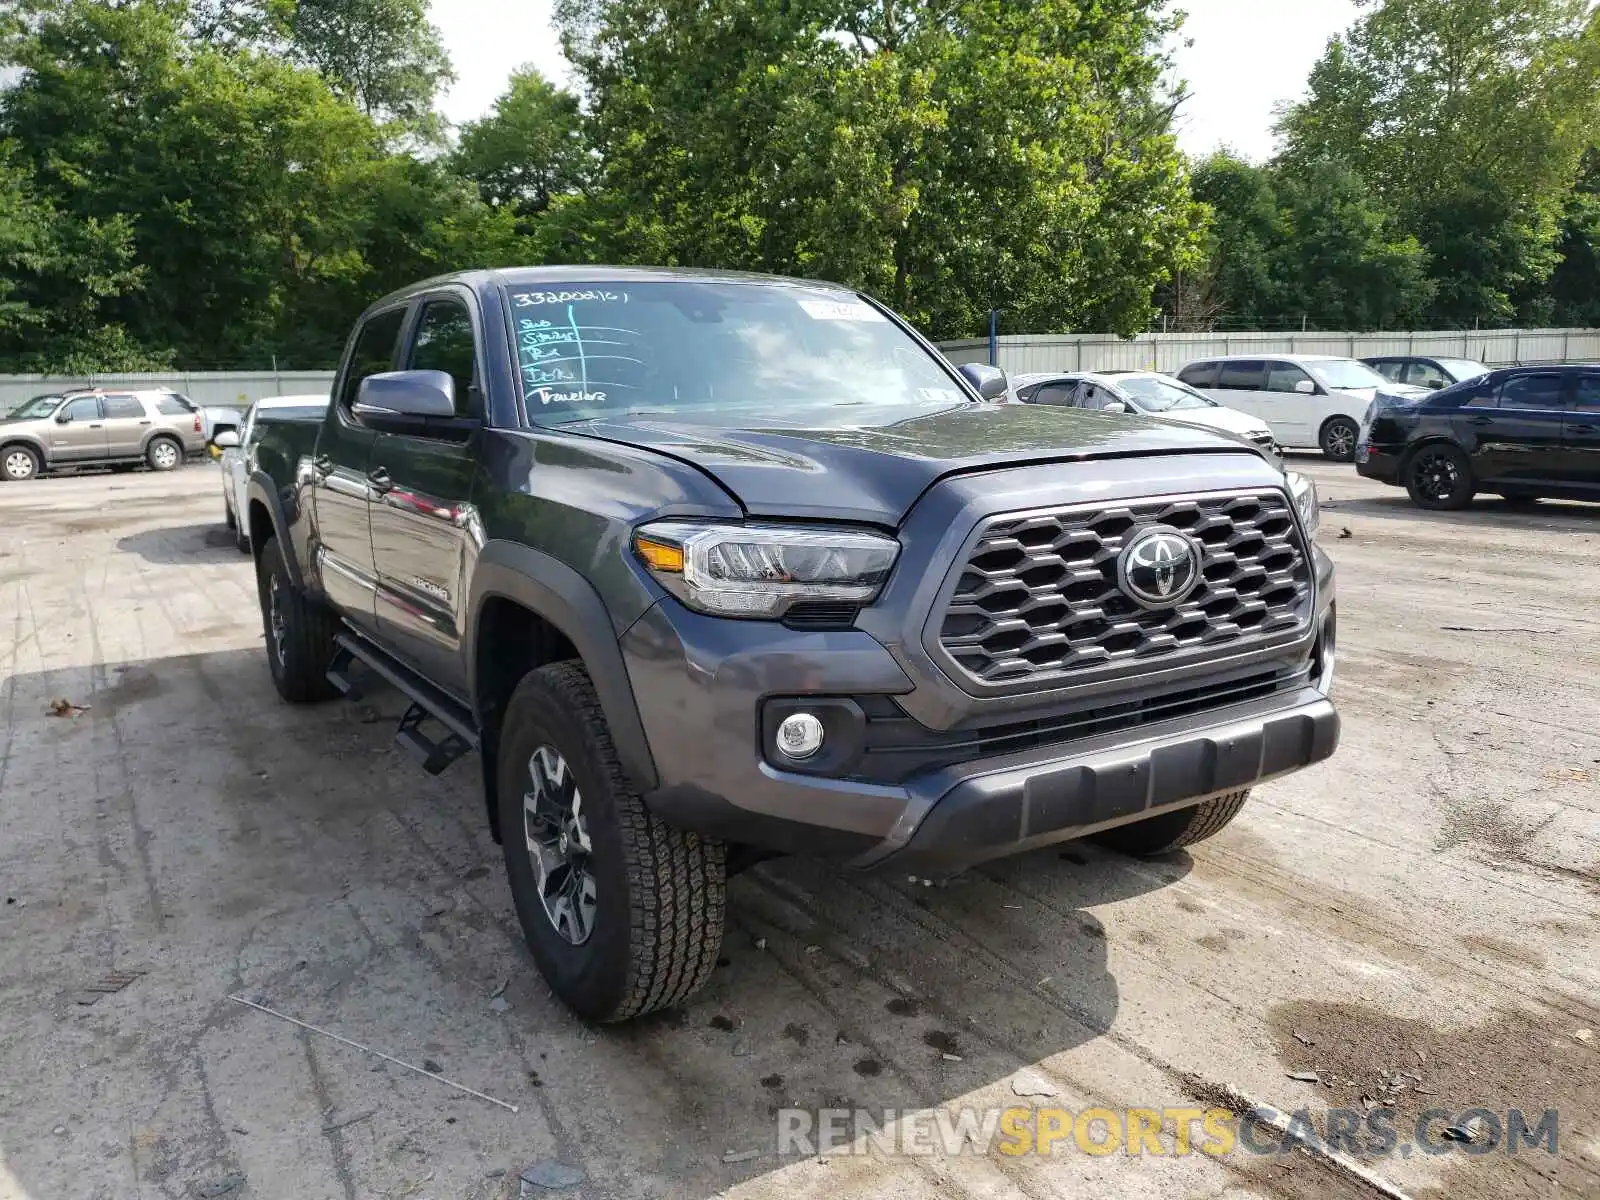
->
[1010,354,1429,463]
[0,388,212,481]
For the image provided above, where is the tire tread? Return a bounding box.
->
[1093,789,1251,856]
[507,662,724,1020]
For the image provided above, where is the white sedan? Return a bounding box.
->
[216,394,330,553]
[1013,371,1280,457]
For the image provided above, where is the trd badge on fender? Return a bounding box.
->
[1117,526,1201,609]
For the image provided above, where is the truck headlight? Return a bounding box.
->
[632,521,899,619]
[1287,472,1320,535]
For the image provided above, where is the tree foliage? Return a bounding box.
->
[1174,153,1433,331]
[454,68,590,217]
[1277,0,1600,326]
[555,0,1206,340]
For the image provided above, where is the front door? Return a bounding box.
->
[369,292,483,698]
[1260,361,1317,446]
[100,393,152,458]
[1563,372,1600,492]
[1454,370,1567,486]
[314,307,408,629]
[46,396,107,461]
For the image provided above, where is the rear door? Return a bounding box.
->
[100,393,151,458]
[1453,370,1568,486]
[315,306,408,629]
[46,396,106,461]
[1564,372,1600,492]
[1210,360,1270,423]
[368,290,483,696]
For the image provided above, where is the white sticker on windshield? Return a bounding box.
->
[798,298,886,322]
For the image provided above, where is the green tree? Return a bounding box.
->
[0,0,517,368]
[556,0,1204,339]
[0,147,161,371]
[454,68,589,216]
[1544,146,1600,326]
[283,0,454,126]
[1179,152,1432,331]
[1278,0,1600,326]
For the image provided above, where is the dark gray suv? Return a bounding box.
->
[245,268,1340,1021]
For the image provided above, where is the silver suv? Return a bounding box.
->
[0,389,207,481]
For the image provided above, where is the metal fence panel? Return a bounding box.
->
[936,328,1600,376]
[0,371,337,413]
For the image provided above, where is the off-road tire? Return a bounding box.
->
[146,435,182,472]
[1319,417,1360,462]
[498,662,726,1022]
[1093,789,1251,857]
[1,444,41,482]
[254,535,340,703]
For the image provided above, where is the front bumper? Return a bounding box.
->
[867,685,1337,875]
[626,587,1339,877]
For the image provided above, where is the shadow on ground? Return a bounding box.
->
[0,644,1202,1200]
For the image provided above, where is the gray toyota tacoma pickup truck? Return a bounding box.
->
[245,267,1339,1022]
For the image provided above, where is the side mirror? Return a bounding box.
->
[1294,380,1316,394]
[55,410,72,424]
[353,370,457,427]
[1101,399,1131,414]
[212,430,239,448]
[958,362,1011,402]
[1427,380,1445,390]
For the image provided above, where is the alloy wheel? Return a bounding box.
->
[152,441,179,469]
[1412,448,1461,504]
[267,574,288,667]
[523,745,597,945]
[3,450,34,480]
[1323,421,1356,460]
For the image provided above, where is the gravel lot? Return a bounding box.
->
[1,459,1596,1200]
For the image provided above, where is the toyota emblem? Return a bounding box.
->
[1117,526,1201,609]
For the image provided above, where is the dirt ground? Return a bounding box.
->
[0,459,1596,1200]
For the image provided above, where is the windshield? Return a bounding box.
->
[1307,359,1388,390]
[1115,375,1215,412]
[508,281,967,423]
[7,394,65,419]
[1437,359,1489,382]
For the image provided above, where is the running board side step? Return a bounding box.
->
[328,630,479,775]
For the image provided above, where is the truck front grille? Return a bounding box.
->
[937,490,1313,688]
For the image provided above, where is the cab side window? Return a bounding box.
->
[1178,363,1217,388]
[340,308,406,410]
[406,298,480,419]
[1574,375,1600,413]
[1497,373,1565,411]
[1406,362,1449,390]
[61,397,101,422]
[100,394,145,419]
[1370,360,1404,382]
[1030,382,1076,407]
[1266,362,1313,393]
[1217,361,1266,390]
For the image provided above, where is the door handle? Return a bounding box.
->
[89,423,103,428]
[138,420,152,426]
[312,455,333,478]
[1470,415,1493,426]
[367,468,393,495]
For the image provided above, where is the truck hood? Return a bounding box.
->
[563,402,1252,525]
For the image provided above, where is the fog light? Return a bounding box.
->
[776,712,825,760]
